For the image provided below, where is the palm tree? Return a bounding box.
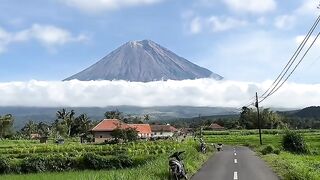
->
[56,109,75,137]
[66,110,75,137]
[74,113,92,135]
[143,114,150,122]
[21,120,37,139]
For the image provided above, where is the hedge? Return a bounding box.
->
[0,153,153,174]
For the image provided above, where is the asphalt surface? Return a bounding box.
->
[191,146,279,180]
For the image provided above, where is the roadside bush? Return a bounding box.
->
[259,144,281,155]
[273,149,281,155]
[21,156,47,173]
[260,145,275,155]
[0,156,11,174]
[282,130,309,154]
[21,155,77,173]
[82,153,134,170]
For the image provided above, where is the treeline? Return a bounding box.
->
[0,109,151,140]
[166,107,320,130]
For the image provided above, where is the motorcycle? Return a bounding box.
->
[200,142,206,153]
[169,151,188,180]
[216,143,223,151]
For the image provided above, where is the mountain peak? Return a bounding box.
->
[126,39,156,48]
[64,40,223,82]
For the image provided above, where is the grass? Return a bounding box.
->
[0,139,213,180]
[2,129,319,180]
[263,152,320,180]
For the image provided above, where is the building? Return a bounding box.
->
[30,133,41,139]
[128,124,152,138]
[91,119,129,143]
[208,123,225,131]
[91,119,152,143]
[150,124,178,138]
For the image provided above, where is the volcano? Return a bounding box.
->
[64,40,222,82]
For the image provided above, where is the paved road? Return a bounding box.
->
[191,146,279,180]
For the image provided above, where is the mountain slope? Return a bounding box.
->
[64,40,222,82]
[294,106,320,118]
[0,106,237,129]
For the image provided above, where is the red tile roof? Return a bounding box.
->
[209,123,224,129]
[128,124,152,134]
[91,119,129,132]
[150,125,178,132]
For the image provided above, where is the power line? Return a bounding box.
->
[260,15,320,99]
[238,14,320,109]
[259,31,320,103]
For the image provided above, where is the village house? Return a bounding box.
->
[91,119,129,143]
[150,124,178,138]
[128,124,152,139]
[90,119,152,143]
[208,123,225,131]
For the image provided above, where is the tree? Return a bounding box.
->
[55,109,75,137]
[71,113,92,136]
[143,114,150,122]
[239,107,285,129]
[110,128,138,142]
[0,114,14,138]
[125,128,138,141]
[239,107,255,129]
[110,128,126,142]
[104,110,122,119]
[37,122,50,137]
[20,120,37,139]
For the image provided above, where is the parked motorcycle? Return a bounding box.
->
[198,138,206,154]
[169,151,188,180]
[216,143,223,151]
[200,142,206,153]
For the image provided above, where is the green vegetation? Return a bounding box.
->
[263,152,320,180]
[0,114,14,138]
[0,139,213,179]
[282,129,309,154]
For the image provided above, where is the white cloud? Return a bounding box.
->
[198,30,301,82]
[223,0,276,14]
[0,28,12,53]
[60,0,163,13]
[0,24,87,54]
[190,17,202,34]
[296,0,319,15]
[274,15,296,30]
[186,15,247,34]
[0,79,319,108]
[208,16,247,32]
[257,17,267,25]
[295,34,320,47]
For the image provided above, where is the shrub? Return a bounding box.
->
[260,145,275,155]
[0,156,11,174]
[273,149,281,155]
[21,156,47,173]
[21,155,77,173]
[82,153,134,170]
[282,130,309,154]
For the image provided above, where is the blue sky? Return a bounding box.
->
[0,0,319,83]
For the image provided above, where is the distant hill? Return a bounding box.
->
[64,40,223,82]
[0,106,237,130]
[293,106,320,118]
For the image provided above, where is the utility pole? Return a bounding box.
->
[255,92,262,145]
[199,114,203,138]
